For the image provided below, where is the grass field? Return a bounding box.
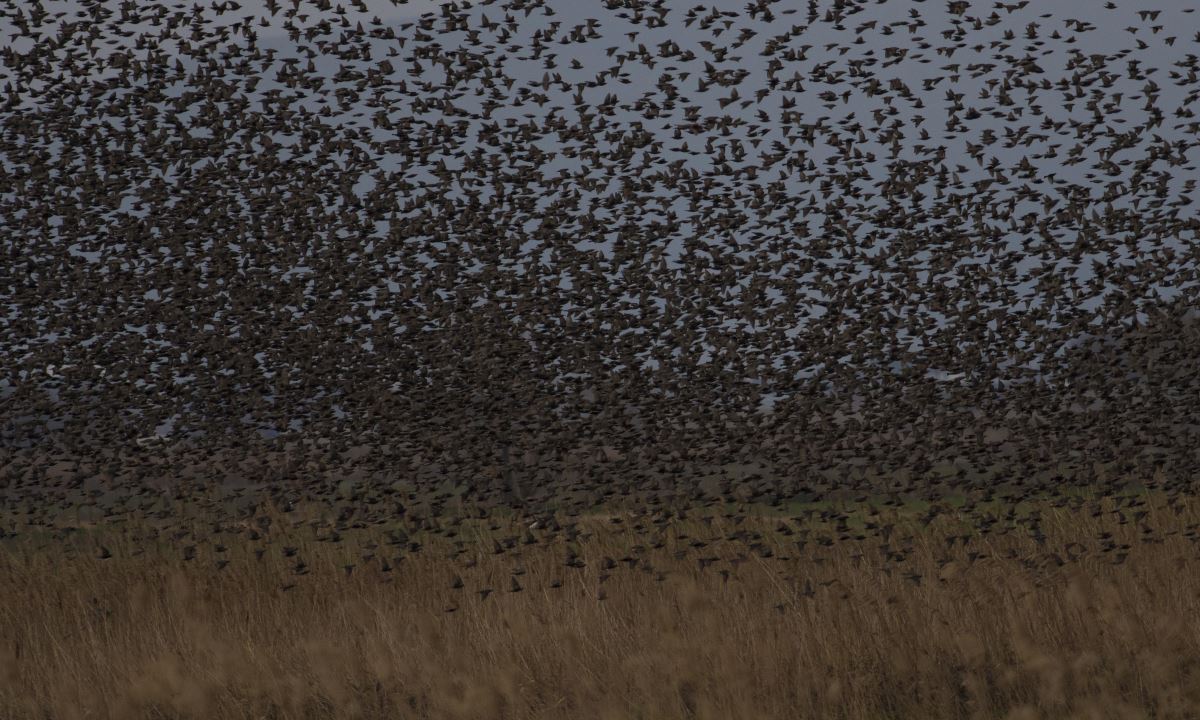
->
[4,479,1200,719]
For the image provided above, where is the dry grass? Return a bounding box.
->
[4,489,1200,719]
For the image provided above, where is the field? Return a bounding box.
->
[5,474,1200,720]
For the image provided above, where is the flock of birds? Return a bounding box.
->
[2,0,1200,517]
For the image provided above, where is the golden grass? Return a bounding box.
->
[4,490,1200,719]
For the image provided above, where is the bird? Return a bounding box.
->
[0,0,1196,666]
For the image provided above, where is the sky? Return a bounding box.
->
[3,0,1200,440]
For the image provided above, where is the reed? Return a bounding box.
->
[4,488,1200,719]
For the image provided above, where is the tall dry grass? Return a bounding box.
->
[4,491,1200,719]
